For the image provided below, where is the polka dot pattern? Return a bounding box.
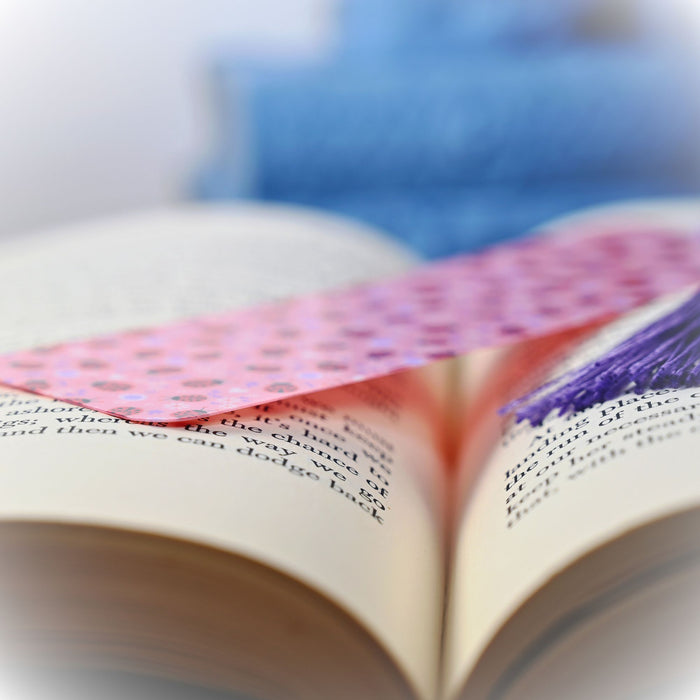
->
[0,229,699,422]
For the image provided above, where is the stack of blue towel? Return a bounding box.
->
[195,0,700,257]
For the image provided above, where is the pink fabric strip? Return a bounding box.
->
[1,229,698,423]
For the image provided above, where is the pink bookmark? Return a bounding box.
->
[0,229,698,422]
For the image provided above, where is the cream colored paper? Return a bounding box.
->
[0,206,447,699]
[445,298,700,696]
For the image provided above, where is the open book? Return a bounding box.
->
[1,201,700,700]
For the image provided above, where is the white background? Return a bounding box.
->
[0,0,336,239]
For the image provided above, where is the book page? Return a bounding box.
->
[0,203,415,351]
[0,205,448,699]
[445,292,700,696]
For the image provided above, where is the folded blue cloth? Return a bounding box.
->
[195,1,699,257]
[209,48,698,200]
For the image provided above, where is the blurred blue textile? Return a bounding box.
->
[195,0,700,258]
[208,50,698,199]
[339,0,595,55]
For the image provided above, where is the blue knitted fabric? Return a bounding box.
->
[210,48,699,199]
[195,0,700,257]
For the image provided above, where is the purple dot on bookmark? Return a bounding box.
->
[261,346,289,357]
[110,406,143,416]
[367,350,395,360]
[79,359,109,369]
[134,349,163,358]
[265,382,297,393]
[92,381,132,391]
[32,346,61,355]
[536,306,562,316]
[317,361,349,371]
[278,328,300,338]
[11,361,44,370]
[427,351,457,360]
[343,328,375,339]
[191,352,221,361]
[182,379,224,388]
[24,380,50,390]
[89,339,119,349]
[171,409,209,420]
